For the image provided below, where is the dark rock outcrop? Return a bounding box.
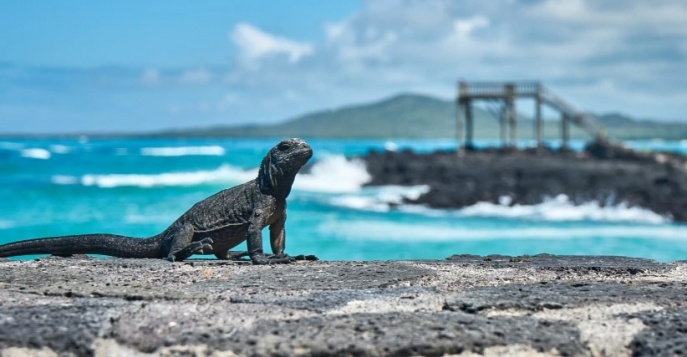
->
[362,140,687,221]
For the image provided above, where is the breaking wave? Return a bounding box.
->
[140,146,226,157]
[294,155,371,193]
[46,150,672,225]
[52,165,256,188]
[48,154,370,191]
[458,194,669,223]
[2,143,68,157]
[326,189,669,224]
[21,148,52,160]
[327,185,430,212]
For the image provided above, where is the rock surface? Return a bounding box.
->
[361,140,687,221]
[1,255,686,356]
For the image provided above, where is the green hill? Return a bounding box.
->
[158,93,463,138]
[152,93,686,140]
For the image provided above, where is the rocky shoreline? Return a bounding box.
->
[361,140,687,221]
[1,255,686,356]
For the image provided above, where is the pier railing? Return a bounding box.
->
[459,81,540,98]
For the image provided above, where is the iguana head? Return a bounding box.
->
[257,138,313,198]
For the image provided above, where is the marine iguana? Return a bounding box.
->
[0,138,317,264]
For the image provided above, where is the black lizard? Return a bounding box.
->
[0,138,317,264]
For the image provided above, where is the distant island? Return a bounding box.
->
[145,93,687,141]
[4,93,687,140]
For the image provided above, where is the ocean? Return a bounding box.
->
[1,137,686,262]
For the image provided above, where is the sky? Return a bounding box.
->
[1,0,686,134]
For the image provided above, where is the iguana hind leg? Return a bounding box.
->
[169,238,213,262]
[166,225,213,262]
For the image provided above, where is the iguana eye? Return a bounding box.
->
[278,142,292,150]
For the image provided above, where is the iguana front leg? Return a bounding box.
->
[244,210,293,265]
[246,226,290,265]
[269,213,286,257]
[165,225,213,262]
[268,213,318,262]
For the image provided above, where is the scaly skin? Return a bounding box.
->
[0,138,317,264]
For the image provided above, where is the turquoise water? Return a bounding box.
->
[1,137,687,262]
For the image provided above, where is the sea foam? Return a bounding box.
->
[325,187,668,224]
[328,185,430,212]
[52,164,256,188]
[21,148,52,160]
[140,146,226,157]
[459,194,668,223]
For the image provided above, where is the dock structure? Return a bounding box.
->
[456,81,605,149]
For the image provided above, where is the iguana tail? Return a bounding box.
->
[0,234,163,258]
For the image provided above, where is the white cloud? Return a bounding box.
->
[5,0,686,134]
[229,23,314,67]
[285,0,686,119]
[337,30,398,64]
[452,15,489,40]
[153,0,687,125]
[530,0,588,21]
[325,22,346,42]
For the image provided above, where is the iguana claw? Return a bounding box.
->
[291,254,319,261]
[249,253,318,265]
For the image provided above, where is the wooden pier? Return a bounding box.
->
[456,81,605,149]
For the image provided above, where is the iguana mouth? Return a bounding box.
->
[292,146,313,161]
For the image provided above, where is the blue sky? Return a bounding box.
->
[1,0,686,134]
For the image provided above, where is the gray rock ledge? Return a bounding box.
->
[1,254,686,356]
